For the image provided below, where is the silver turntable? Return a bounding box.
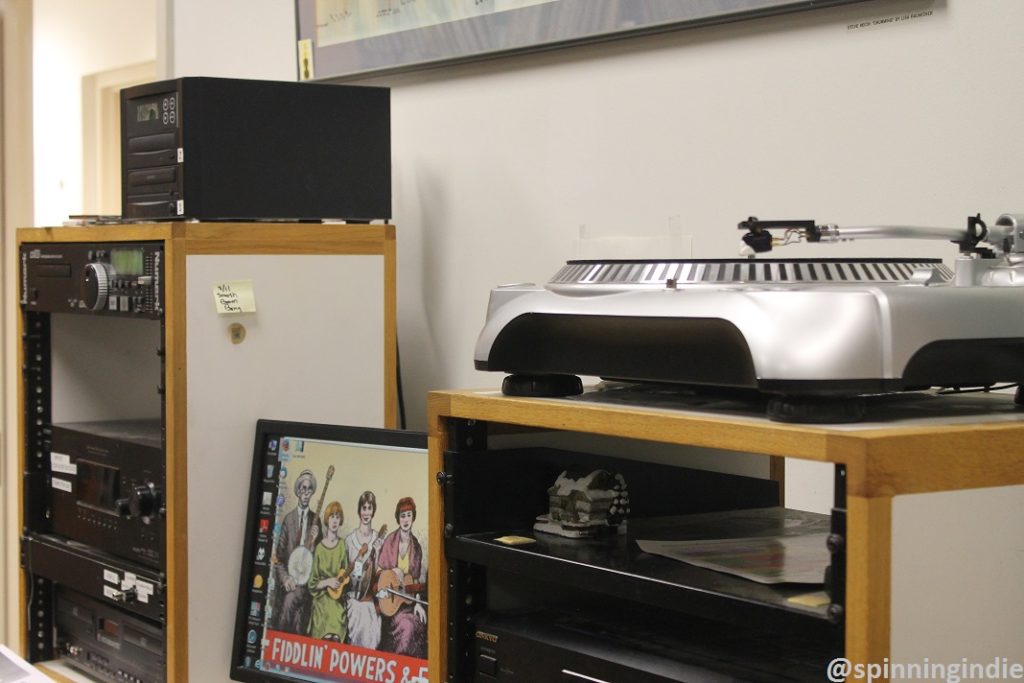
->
[474,213,1024,421]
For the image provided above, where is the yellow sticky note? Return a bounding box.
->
[788,591,831,608]
[297,39,315,81]
[213,280,256,314]
[493,535,536,546]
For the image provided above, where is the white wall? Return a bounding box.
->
[166,0,294,80]
[0,0,1001,669]
[165,0,1024,511]
[374,0,1017,428]
[175,0,1022,429]
[892,485,1024,663]
[33,0,156,226]
[0,0,1000,672]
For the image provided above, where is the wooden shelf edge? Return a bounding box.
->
[16,223,396,255]
[429,389,1024,498]
[431,389,844,461]
[17,224,180,244]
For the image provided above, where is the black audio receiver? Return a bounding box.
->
[49,420,164,569]
[471,611,827,682]
[21,242,163,318]
[23,534,166,622]
[120,77,391,221]
[55,586,165,683]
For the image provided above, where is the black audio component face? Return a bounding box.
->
[120,77,391,221]
[55,587,165,683]
[471,610,829,682]
[49,420,165,569]
[122,85,182,219]
[24,535,166,623]
[21,242,164,318]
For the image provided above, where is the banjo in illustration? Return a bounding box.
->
[287,465,334,585]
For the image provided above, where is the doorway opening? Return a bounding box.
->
[82,61,155,216]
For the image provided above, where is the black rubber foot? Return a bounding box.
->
[766,395,866,424]
[1015,386,1024,406]
[502,374,583,398]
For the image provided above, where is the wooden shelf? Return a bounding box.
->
[427,387,1024,681]
[17,223,398,682]
[429,389,1024,496]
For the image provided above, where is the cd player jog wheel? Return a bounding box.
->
[117,481,164,522]
[81,261,111,311]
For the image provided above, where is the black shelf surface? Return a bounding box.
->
[51,418,163,450]
[449,508,835,633]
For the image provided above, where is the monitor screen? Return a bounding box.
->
[231,420,429,683]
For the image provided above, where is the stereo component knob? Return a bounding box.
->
[117,482,162,521]
[82,262,111,311]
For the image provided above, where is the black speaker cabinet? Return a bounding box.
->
[120,77,390,222]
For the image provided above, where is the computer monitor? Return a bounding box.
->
[231,420,428,683]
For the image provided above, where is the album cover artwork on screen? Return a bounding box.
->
[241,433,429,683]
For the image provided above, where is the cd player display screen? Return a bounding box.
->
[76,460,120,512]
[136,102,160,122]
[111,248,144,276]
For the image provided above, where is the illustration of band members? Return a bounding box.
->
[269,468,326,634]
[344,491,387,649]
[269,483,427,658]
[375,497,427,659]
[307,500,348,641]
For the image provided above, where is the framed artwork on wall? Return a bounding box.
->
[295,0,872,81]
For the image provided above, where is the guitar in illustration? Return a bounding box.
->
[376,569,427,617]
[327,523,387,601]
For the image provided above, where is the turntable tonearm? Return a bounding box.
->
[474,213,1024,422]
